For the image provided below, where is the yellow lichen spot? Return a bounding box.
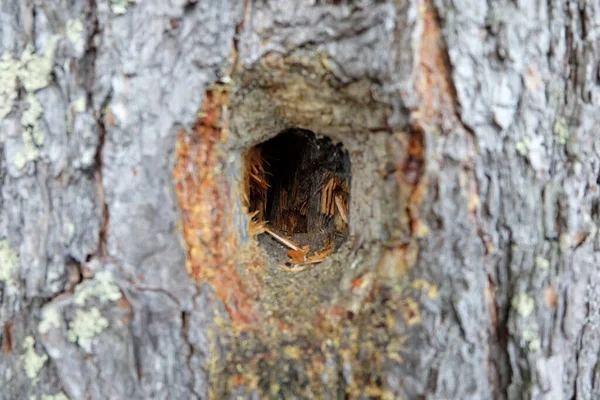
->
[401,298,422,326]
[467,190,480,213]
[512,293,535,317]
[269,383,281,396]
[283,345,303,360]
[21,336,48,385]
[319,52,331,71]
[414,221,430,238]
[410,279,439,299]
[386,335,408,363]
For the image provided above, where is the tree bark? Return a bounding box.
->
[1,0,599,399]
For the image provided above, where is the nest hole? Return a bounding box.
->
[244,129,351,266]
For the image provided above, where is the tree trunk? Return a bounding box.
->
[1,0,599,399]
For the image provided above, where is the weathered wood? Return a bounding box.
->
[1,0,599,399]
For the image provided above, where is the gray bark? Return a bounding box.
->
[0,0,599,399]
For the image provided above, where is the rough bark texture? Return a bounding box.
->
[1,0,599,399]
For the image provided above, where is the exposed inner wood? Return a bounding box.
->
[244,129,350,265]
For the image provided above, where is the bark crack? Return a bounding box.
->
[427,0,478,147]
[84,0,109,260]
[232,0,252,73]
[182,287,202,400]
[570,279,592,400]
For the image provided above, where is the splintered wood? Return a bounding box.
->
[248,174,347,270]
[248,210,267,237]
[244,130,350,270]
[320,174,349,234]
[246,175,347,270]
[243,147,269,221]
[279,240,335,273]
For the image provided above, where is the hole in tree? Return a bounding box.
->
[244,128,351,266]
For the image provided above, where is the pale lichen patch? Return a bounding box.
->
[111,0,129,15]
[535,256,550,272]
[553,116,569,145]
[522,328,541,352]
[73,270,122,305]
[71,97,86,113]
[0,239,19,286]
[0,36,58,120]
[65,19,84,47]
[559,233,571,250]
[15,93,45,168]
[512,293,535,317]
[0,36,60,168]
[42,392,69,400]
[41,393,69,400]
[21,336,48,385]
[0,52,19,119]
[19,37,60,92]
[410,279,439,299]
[38,308,62,334]
[515,136,530,157]
[67,308,109,352]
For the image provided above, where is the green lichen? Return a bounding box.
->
[522,329,541,352]
[535,256,550,272]
[515,136,529,157]
[21,336,48,385]
[38,308,62,334]
[67,308,109,352]
[62,219,75,243]
[73,270,122,305]
[65,19,84,47]
[111,0,129,15]
[16,93,45,168]
[512,293,535,317]
[71,97,86,113]
[0,37,59,168]
[553,116,569,145]
[0,239,19,286]
[14,96,43,169]
[19,37,60,92]
[41,392,69,400]
[0,52,19,119]
[13,151,29,170]
[21,94,43,136]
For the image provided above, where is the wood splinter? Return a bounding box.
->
[264,228,301,252]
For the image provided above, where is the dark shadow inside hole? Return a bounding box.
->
[247,129,351,259]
